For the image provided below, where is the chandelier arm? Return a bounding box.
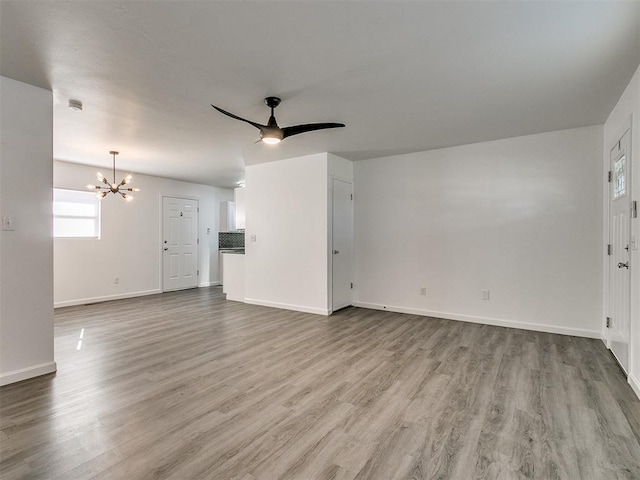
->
[91,151,136,200]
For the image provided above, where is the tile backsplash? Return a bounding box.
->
[219,231,245,249]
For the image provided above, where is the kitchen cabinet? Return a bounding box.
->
[234,187,246,230]
[222,252,244,302]
[219,201,235,232]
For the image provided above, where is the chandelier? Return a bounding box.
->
[87,151,139,201]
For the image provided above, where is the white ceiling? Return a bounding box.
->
[1,1,639,188]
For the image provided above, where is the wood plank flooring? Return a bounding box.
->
[1,286,639,479]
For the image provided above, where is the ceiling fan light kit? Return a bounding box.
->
[86,151,139,201]
[261,136,282,145]
[211,96,345,144]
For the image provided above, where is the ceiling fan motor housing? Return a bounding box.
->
[264,96,281,109]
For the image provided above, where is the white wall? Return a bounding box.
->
[244,153,330,314]
[53,161,233,307]
[353,126,604,338]
[604,64,640,398]
[0,77,56,385]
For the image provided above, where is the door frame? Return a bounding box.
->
[328,175,354,314]
[160,194,200,292]
[603,117,633,365]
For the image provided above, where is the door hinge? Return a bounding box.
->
[606,317,611,328]
[350,194,353,201]
[197,269,200,276]
[197,238,200,244]
[632,200,637,219]
[607,244,613,256]
[197,207,200,213]
[350,282,353,289]
[608,171,612,182]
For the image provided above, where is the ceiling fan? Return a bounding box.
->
[211,97,345,145]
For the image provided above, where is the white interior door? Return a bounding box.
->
[332,178,353,311]
[608,129,631,373]
[163,197,198,292]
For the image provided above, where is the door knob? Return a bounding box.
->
[618,262,629,269]
[333,249,340,254]
[164,247,168,251]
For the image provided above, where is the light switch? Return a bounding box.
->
[2,216,14,231]
[250,234,257,242]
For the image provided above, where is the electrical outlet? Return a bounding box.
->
[482,290,490,300]
[114,277,119,285]
[250,234,257,242]
[2,216,14,231]
[420,287,427,295]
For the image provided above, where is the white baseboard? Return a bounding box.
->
[55,283,223,308]
[244,298,330,316]
[629,373,640,401]
[351,302,601,339]
[0,361,57,386]
[54,289,161,308]
[226,293,245,302]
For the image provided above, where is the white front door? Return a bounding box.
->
[162,197,198,292]
[331,178,353,311]
[608,128,632,373]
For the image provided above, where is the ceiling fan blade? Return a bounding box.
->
[211,105,265,130]
[282,122,345,139]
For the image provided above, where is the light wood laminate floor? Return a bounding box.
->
[1,287,639,479]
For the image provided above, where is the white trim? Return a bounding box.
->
[55,284,221,308]
[244,297,330,316]
[54,289,161,308]
[0,361,57,386]
[629,373,640,401]
[352,302,601,339]
[602,130,612,345]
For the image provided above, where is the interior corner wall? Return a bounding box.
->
[604,63,640,398]
[53,161,233,307]
[328,153,354,181]
[0,77,56,385]
[353,125,604,338]
[244,153,330,315]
